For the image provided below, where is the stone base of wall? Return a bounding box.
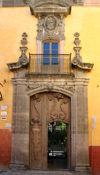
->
[0,129,11,168]
[75,166,91,174]
[10,163,26,170]
[89,146,100,175]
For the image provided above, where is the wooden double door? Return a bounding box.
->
[30,92,71,170]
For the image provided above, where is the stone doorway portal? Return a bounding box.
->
[30,92,70,170]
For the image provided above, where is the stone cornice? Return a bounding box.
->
[30,6,71,17]
[29,0,71,17]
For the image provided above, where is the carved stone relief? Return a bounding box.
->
[26,82,74,95]
[45,15,57,31]
[37,14,65,40]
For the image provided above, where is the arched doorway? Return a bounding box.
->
[48,121,70,170]
[30,92,70,170]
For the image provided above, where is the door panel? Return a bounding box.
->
[30,92,70,170]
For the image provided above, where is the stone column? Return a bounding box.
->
[10,78,30,170]
[74,78,91,173]
[71,92,77,171]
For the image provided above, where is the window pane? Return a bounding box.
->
[52,58,58,65]
[43,50,50,55]
[52,43,58,50]
[43,43,50,50]
[52,50,58,55]
[43,58,50,65]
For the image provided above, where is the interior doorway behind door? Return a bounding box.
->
[48,121,68,170]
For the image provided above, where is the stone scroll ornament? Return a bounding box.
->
[7,32,28,71]
[72,32,94,70]
[49,93,69,120]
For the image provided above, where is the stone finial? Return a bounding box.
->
[18,33,28,67]
[21,32,28,46]
[72,32,82,65]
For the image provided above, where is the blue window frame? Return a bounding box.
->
[43,42,58,65]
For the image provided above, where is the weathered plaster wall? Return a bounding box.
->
[65,7,100,174]
[0,7,37,129]
[0,7,37,168]
[65,6,100,146]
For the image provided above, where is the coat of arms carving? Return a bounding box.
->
[45,15,57,31]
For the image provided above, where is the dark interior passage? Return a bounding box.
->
[48,121,68,169]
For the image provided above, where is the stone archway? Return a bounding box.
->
[30,92,71,170]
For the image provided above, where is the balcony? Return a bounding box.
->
[28,54,71,74]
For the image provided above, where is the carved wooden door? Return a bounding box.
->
[30,92,70,170]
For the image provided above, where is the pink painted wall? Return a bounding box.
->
[84,0,100,6]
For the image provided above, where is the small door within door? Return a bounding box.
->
[48,121,68,169]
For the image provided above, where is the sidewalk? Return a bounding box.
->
[0,169,90,175]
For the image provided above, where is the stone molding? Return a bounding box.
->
[12,75,90,97]
[29,0,71,17]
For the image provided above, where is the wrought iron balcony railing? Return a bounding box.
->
[28,54,71,73]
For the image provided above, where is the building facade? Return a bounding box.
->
[0,1,100,175]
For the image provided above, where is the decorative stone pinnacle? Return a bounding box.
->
[22,32,28,37]
[72,32,94,71]
[72,32,82,64]
[74,32,81,47]
[19,33,28,66]
[74,32,80,37]
[21,32,28,46]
